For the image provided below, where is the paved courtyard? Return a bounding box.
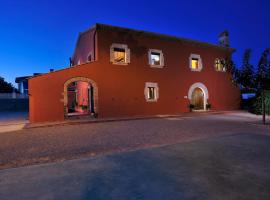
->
[0,112,270,199]
[0,112,269,170]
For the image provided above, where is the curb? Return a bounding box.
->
[24,111,228,129]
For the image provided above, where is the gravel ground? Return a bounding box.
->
[0,112,269,170]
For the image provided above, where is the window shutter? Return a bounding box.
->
[126,48,131,63]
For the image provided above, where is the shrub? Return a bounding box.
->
[249,90,270,115]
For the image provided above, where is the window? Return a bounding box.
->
[215,58,226,72]
[151,53,160,65]
[113,48,125,63]
[87,53,92,62]
[148,87,156,100]
[148,49,164,67]
[144,82,159,102]
[189,54,203,71]
[110,44,130,65]
[191,58,199,70]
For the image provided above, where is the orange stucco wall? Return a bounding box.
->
[72,28,97,65]
[29,26,240,123]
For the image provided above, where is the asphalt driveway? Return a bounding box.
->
[1,133,270,200]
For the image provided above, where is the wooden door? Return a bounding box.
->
[192,88,204,110]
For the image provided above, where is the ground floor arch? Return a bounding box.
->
[188,82,209,110]
[63,77,98,118]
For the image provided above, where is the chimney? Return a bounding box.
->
[219,30,229,47]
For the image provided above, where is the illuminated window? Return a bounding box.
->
[145,82,159,102]
[189,54,203,71]
[191,58,199,70]
[113,48,125,63]
[151,53,160,65]
[215,58,226,72]
[148,49,164,67]
[110,44,130,65]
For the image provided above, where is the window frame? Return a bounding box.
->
[148,49,164,68]
[144,82,159,102]
[110,43,130,65]
[189,54,203,71]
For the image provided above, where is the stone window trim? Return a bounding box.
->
[214,58,226,72]
[110,43,130,65]
[144,82,159,102]
[189,54,203,72]
[148,49,165,68]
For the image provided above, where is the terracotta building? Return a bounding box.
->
[28,24,240,123]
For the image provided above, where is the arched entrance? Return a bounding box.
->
[188,82,209,110]
[191,88,204,110]
[63,77,98,118]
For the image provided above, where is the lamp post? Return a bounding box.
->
[261,77,268,125]
[262,86,265,125]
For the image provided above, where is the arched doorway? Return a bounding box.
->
[191,88,204,110]
[63,77,98,118]
[188,82,209,111]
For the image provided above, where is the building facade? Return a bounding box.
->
[29,24,240,123]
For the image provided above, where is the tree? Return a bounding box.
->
[256,48,270,124]
[239,49,256,90]
[0,76,16,93]
[224,58,240,85]
[256,48,270,89]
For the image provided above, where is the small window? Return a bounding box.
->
[151,52,161,65]
[148,49,164,68]
[147,87,156,100]
[145,82,159,102]
[87,53,92,62]
[113,48,125,63]
[215,58,226,72]
[110,44,130,65]
[189,54,203,71]
[191,58,199,70]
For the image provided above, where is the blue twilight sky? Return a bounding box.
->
[0,0,270,86]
